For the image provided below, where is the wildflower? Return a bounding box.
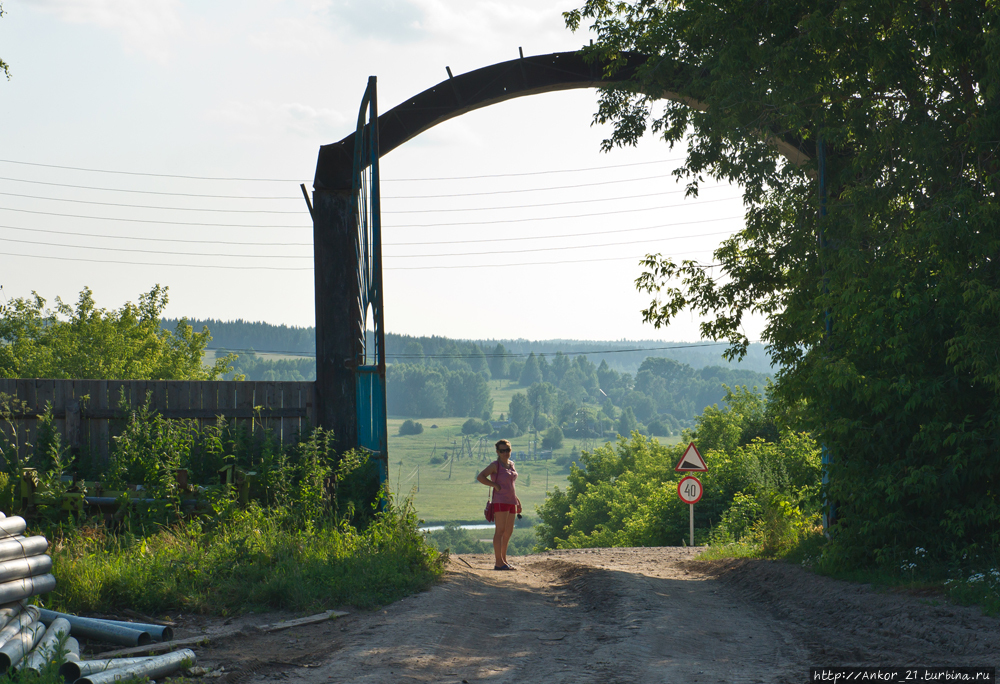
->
[968,573,985,583]
[914,547,926,557]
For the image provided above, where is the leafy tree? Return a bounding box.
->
[542,426,565,451]
[616,406,639,438]
[468,345,490,379]
[519,353,542,386]
[487,343,509,379]
[567,0,1000,567]
[446,370,494,418]
[387,364,447,417]
[0,286,235,380]
[508,393,532,431]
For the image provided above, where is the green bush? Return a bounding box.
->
[398,419,424,436]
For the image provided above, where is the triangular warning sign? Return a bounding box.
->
[674,442,707,472]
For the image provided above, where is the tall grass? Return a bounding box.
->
[49,496,444,614]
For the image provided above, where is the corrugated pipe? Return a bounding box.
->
[60,656,158,682]
[0,619,45,672]
[77,649,196,684]
[0,607,40,648]
[20,617,69,672]
[0,537,49,563]
[0,555,52,585]
[37,611,151,647]
[0,574,56,604]
[0,518,26,539]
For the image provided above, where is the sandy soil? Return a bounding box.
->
[163,548,1000,684]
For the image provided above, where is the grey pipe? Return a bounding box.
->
[0,518,26,539]
[59,657,158,682]
[86,619,172,643]
[0,620,45,672]
[39,612,171,642]
[37,611,150,647]
[20,617,69,672]
[0,574,56,604]
[0,607,40,648]
[0,537,49,563]
[78,649,196,684]
[64,637,80,663]
[0,602,23,632]
[0,556,52,585]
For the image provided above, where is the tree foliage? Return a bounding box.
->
[567,0,1000,567]
[0,286,235,380]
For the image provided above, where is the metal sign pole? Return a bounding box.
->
[689,503,694,547]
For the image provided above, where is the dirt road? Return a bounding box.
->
[199,548,999,684]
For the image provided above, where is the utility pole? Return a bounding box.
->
[448,452,454,480]
[416,465,419,492]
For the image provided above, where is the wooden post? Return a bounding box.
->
[312,187,360,452]
[65,399,81,457]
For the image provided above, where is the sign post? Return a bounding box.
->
[675,443,708,546]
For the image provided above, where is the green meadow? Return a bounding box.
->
[387,385,682,524]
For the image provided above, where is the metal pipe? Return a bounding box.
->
[0,555,52,585]
[78,649,196,684]
[0,602,23,632]
[0,537,48,563]
[60,657,158,682]
[64,637,80,661]
[0,607,39,648]
[83,618,172,643]
[0,620,45,672]
[0,518,26,539]
[37,611,150,647]
[0,574,56,604]
[20,617,69,672]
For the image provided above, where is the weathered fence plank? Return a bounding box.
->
[0,380,315,469]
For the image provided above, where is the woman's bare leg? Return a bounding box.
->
[499,513,516,566]
[493,511,512,567]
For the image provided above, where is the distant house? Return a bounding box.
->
[490,420,510,431]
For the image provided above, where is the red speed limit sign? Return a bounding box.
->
[677,476,703,504]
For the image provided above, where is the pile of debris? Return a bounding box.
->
[0,512,195,682]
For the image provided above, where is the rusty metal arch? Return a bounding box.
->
[309,50,812,469]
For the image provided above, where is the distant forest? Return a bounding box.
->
[161,318,773,434]
[161,318,775,377]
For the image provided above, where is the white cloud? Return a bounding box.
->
[411,0,568,47]
[207,100,348,139]
[27,0,183,62]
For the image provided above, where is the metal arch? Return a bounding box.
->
[314,50,813,193]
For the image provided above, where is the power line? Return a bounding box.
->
[0,191,304,214]
[0,214,741,248]
[0,195,738,229]
[0,159,305,182]
[385,173,692,198]
[0,207,308,228]
[0,224,313,246]
[0,176,300,200]
[384,215,741,246]
[384,196,739,228]
[0,250,311,270]
[384,230,736,259]
[207,340,735,359]
[0,173,713,200]
[0,235,310,259]
[382,187,732,214]
[0,156,684,183]
[0,248,718,271]
[382,157,685,181]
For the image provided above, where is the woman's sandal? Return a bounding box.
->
[494,563,515,571]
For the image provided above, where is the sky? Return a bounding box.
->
[0,0,764,345]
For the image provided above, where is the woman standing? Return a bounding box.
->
[477,439,522,570]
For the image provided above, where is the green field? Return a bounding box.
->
[388,385,682,524]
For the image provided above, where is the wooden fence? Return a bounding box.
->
[0,379,316,465]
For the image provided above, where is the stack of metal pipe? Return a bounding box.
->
[0,514,57,604]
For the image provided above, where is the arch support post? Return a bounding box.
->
[312,188,359,452]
